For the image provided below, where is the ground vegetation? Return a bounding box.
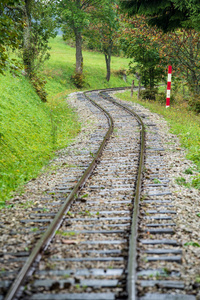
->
[0,36,131,205]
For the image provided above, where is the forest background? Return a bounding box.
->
[0,0,199,205]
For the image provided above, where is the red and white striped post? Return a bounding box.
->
[166,65,172,108]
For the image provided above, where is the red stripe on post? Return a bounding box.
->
[166,66,172,108]
[168,65,172,74]
[167,82,171,90]
[166,97,170,106]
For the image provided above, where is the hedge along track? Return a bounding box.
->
[2,88,144,300]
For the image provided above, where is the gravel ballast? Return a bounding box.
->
[0,90,199,298]
[112,91,200,297]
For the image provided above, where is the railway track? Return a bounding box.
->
[0,89,197,300]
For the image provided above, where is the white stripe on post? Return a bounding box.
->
[168,73,171,82]
[167,90,170,98]
[166,65,172,108]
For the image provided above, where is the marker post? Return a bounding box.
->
[166,65,172,108]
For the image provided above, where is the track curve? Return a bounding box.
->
[1,88,196,300]
[3,88,144,300]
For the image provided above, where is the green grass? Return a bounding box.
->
[0,36,132,206]
[175,177,190,188]
[43,36,132,95]
[116,90,200,181]
[0,72,80,205]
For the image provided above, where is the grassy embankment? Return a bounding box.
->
[0,36,131,206]
[116,90,200,189]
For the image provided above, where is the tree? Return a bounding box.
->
[21,0,57,78]
[1,0,57,101]
[119,0,200,32]
[0,0,23,74]
[173,0,200,31]
[17,0,57,101]
[120,15,166,97]
[120,13,200,105]
[161,29,200,95]
[57,0,99,79]
[87,0,120,81]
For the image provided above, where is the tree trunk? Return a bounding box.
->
[149,67,154,89]
[75,30,83,74]
[190,70,199,94]
[131,80,134,98]
[105,53,111,82]
[138,79,141,100]
[23,0,32,77]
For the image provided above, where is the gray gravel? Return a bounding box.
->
[0,90,199,298]
[113,91,200,297]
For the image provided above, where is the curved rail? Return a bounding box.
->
[5,88,145,300]
[4,91,114,300]
[100,91,145,300]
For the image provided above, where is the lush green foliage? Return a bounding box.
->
[121,36,165,90]
[21,0,57,101]
[116,90,200,175]
[22,0,57,74]
[119,0,200,32]
[0,0,23,74]
[86,0,120,81]
[120,15,199,104]
[0,0,57,101]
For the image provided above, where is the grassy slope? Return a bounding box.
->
[0,36,132,205]
[116,90,200,188]
[0,72,80,204]
[44,36,132,96]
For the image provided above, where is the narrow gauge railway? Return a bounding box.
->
[0,89,196,300]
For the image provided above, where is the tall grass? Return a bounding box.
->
[0,72,80,204]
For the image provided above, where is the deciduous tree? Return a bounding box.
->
[120,15,166,96]
[57,0,99,78]
[162,29,200,95]
[21,0,57,78]
[119,0,200,32]
[120,13,200,104]
[87,0,120,81]
[1,0,57,100]
[0,0,23,74]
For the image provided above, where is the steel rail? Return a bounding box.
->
[100,92,145,300]
[4,90,114,300]
[5,87,144,300]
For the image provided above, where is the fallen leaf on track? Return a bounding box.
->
[61,239,79,244]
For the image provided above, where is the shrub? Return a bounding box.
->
[156,91,175,104]
[188,94,200,113]
[30,73,47,102]
[156,91,166,103]
[141,88,158,100]
[113,68,126,76]
[71,72,85,88]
